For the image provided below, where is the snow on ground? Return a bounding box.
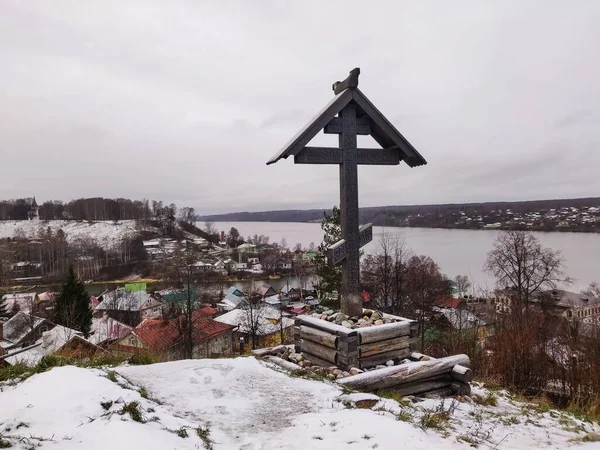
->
[0,220,139,248]
[1,357,599,450]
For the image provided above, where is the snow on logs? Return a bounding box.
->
[337,354,472,396]
[294,314,417,370]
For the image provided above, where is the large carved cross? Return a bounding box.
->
[267,68,427,318]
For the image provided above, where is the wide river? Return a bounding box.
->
[211,222,600,293]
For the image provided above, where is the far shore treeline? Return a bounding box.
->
[199,197,600,233]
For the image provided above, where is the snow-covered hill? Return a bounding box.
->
[0,220,139,248]
[1,358,599,449]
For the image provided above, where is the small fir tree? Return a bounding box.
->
[54,265,92,338]
[314,206,342,304]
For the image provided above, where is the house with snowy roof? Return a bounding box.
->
[113,308,234,361]
[94,288,164,326]
[1,312,54,352]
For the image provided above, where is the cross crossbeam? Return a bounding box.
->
[327,224,373,266]
[294,146,400,165]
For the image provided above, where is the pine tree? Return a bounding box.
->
[54,265,92,338]
[314,206,342,305]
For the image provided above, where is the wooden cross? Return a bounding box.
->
[267,68,427,318]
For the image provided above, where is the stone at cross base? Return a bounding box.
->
[266,68,427,318]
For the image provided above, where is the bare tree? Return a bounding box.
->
[582,282,600,299]
[279,238,288,250]
[405,255,447,350]
[179,207,196,225]
[239,291,266,349]
[361,233,413,315]
[454,275,472,297]
[204,221,217,236]
[484,230,569,309]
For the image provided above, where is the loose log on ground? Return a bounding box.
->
[450,381,472,396]
[359,336,409,357]
[450,365,473,383]
[297,316,357,337]
[268,356,303,372]
[300,325,338,349]
[251,348,273,357]
[359,348,411,368]
[338,354,471,391]
[358,321,411,344]
[301,339,338,364]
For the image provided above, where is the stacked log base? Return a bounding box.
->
[295,313,417,371]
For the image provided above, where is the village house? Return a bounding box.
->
[113,308,234,361]
[3,324,105,366]
[256,283,277,298]
[1,312,54,352]
[214,304,295,350]
[94,288,164,326]
[276,259,293,272]
[431,307,488,340]
[1,292,37,315]
[495,289,600,324]
[217,286,247,312]
[280,285,300,301]
[88,314,133,347]
[32,291,57,318]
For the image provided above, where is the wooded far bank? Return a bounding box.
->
[199,197,600,232]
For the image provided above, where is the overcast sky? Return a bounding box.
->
[1,1,599,214]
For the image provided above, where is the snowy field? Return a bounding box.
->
[1,357,599,449]
[0,220,139,248]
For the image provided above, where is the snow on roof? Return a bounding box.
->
[88,316,133,345]
[2,292,36,314]
[2,312,47,345]
[214,305,294,335]
[96,289,157,311]
[433,307,486,330]
[5,325,84,366]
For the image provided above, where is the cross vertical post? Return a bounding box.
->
[338,104,363,318]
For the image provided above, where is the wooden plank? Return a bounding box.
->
[300,325,338,349]
[358,321,411,344]
[351,88,426,167]
[359,348,411,368]
[301,351,335,368]
[268,356,303,372]
[294,147,342,164]
[380,379,452,397]
[359,336,409,357]
[301,339,337,364]
[338,354,470,391]
[356,148,400,165]
[266,88,353,165]
[324,117,371,135]
[296,316,357,337]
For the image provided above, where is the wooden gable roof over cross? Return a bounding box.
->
[266,68,426,168]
